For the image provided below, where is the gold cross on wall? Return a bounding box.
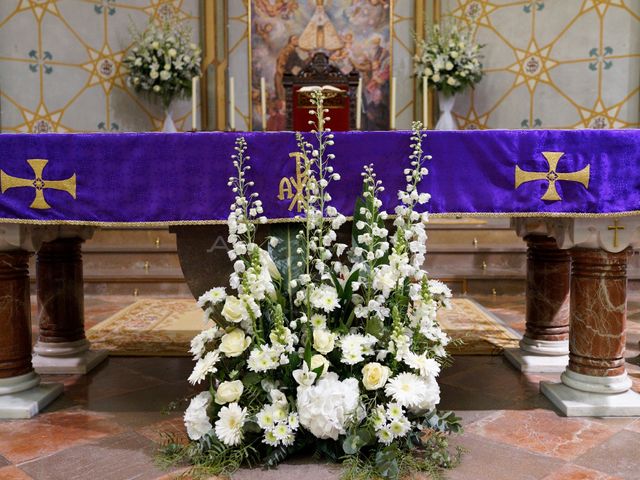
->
[608,219,624,248]
[515,152,590,201]
[1,159,76,209]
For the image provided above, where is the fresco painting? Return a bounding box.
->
[251,0,391,130]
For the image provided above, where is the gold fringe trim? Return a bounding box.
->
[0,210,639,228]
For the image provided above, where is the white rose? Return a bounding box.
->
[152,85,160,92]
[168,48,177,57]
[313,329,336,354]
[151,41,160,49]
[160,70,171,81]
[221,295,245,323]
[310,354,330,377]
[215,380,244,404]
[150,70,159,79]
[219,328,251,357]
[361,362,390,390]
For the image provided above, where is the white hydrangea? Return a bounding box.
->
[296,373,361,440]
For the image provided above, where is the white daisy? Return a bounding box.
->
[197,287,226,308]
[214,402,247,446]
[188,350,220,385]
[384,372,423,408]
[377,425,394,445]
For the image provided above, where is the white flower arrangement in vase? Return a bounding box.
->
[414,22,483,130]
[124,20,201,131]
[167,89,462,480]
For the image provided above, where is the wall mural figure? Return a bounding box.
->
[251,0,391,131]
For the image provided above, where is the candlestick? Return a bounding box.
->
[192,76,199,131]
[390,76,396,130]
[229,76,236,131]
[356,77,362,130]
[422,76,428,129]
[260,77,267,131]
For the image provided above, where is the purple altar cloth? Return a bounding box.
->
[0,129,637,225]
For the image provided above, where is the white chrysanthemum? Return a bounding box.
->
[377,425,394,445]
[310,313,327,330]
[247,345,280,372]
[296,373,360,440]
[197,287,226,308]
[310,284,339,313]
[189,326,220,359]
[184,391,212,440]
[188,350,220,385]
[389,417,411,438]
[403,352,441,379]
[214,402,247,446]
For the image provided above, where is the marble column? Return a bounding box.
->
[32,236,107,374]
[507,222,570,372]
[0,226,62,418]
[539,218,640,416]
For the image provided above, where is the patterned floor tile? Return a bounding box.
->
[541,464,624,480]
[19,431,166,480]
[0,410,124,464]
[0,466,34,480]
[467,410,620,461]
[574,430,640,480]
[444,432,564,480]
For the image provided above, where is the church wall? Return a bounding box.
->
[441,0,640,129]
[0,0,200,133]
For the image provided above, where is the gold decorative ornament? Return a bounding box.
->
[515,152,590,201]
[608,219,624,248]
[1,159,76,209]
[278,152,308,212]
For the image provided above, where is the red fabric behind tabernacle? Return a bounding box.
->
[292,86,351,131]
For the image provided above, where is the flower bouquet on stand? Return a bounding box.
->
[165,90,462,479]
[124,19,201,132]
[414,22,484,130]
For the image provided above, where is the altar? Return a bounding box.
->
[0,129,639,419]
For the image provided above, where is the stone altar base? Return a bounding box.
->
[504,348,568,373]
[33,348,108,375]
[541,381,640,416]
[0,373,63,419]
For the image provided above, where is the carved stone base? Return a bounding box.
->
[33,347,108,375]
[520,337,569,356]
[541,381,640,416]
[561,369,632,394]
[0,373,62,419]
[504,348,568,373]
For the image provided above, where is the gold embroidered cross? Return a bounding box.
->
[608,219,624,248]
[1,159,76,209]
[515,152,590,201]
[278,152,307,212]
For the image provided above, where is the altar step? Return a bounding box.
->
[24,225,640,297]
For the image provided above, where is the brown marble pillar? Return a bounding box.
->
[32,237,107,374]
[562,247,631,393]
[0,250,34,381]
[36,238,86,345]
[521,235,570,353]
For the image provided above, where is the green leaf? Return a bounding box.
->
[365,316,384,339]
[242,372,262,386]
[268,224,305,311]
[342,435,360,455]
[375,444,400,480]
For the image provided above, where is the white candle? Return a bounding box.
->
[229,76,235,131]
[356,77,362,130]
[423,76,428,129]
[390,76,396,130]
[192,76,199,131]
[260,77,267,131]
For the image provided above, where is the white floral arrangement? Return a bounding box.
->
[169,89,462,479]
[414,22,483,96]
[124,20,201,110]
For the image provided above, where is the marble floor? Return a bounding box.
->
[0,294,639,480]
